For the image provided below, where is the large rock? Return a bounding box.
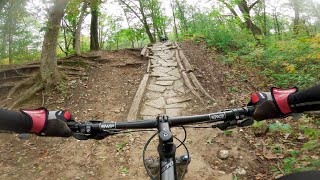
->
[146,91,162,100]
[165,108,181,117]
[164,103,188,109]
[155,81,174,86]
[146,97,166,109]
[141,105,164,116]
[167,69,181,78]
[157,76,179,81]
[166,96,191,104]
[151,72,169,77]
[218,150,229,160]
[147,84,167,93]
[173,80,184,90]
[152,67,173,74]
[163,90,177,98]
[233,167,246,175]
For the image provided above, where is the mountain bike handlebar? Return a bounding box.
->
[67,106,255,140]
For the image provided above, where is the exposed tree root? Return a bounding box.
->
[6,75,38,100]
[8,81,44,110]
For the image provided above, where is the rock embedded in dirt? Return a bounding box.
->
[233,167,246,175]
[147,84,166,93]
[218,150,230,160]
[155,81,174,86]
[166,96,191,104]
[145,97,166,109]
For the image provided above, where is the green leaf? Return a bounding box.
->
[302,140,319,151]
[283,157,297,174]
[224,130,233,136]
[120,167,129,174]
[116,142,128,151]
[287,149,301,156]
[269,122,292,133]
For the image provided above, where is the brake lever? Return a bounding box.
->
[73,131,115,140]
[212,118,254,130]
[68,121,116,140]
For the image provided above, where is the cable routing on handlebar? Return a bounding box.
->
[67,106,255,140]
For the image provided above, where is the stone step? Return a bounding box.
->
[166,97,192,104]
[155,81,174,86]
[147,84,167,93]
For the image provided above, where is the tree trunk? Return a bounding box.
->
[0,32,6,59]
[40,0,68,88]
[273,10,281,39]
[175,0,188,32]
[75,1,88,55]
[90,5,99,50]
[237,0,262,37]
[263,0,267,36]
[62,22,69,56]
[6,1,14,64]
[138,0,155,43]
[291,0,300,35]
[170,0,178,39]
[8,26,13,64]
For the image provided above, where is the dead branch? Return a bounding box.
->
[178,49,194,72]
[140,46,148,57]
[175,50,185,71]
[181,71,203,102]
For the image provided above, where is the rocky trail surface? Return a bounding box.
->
[0,42,273,180]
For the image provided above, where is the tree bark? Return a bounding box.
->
[90,3,99,50]
[40,0,68,88]
[75,0,88,55]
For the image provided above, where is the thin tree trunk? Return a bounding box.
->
[90,5,99,50]
[40,0,68,88]
[8,28,13,64]
[292,1,300,34]
[138,0,155,43]
[263,0,267,36]
[75,1,88,55]
[273,11,281,39]
[170,0,178,39]
[62,22,69,56]
[7,1,14,64]
[1,32,6,59]
[237,0,262,37]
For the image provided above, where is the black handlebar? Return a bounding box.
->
[67,106,255,140]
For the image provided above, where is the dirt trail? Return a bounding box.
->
[0,42,271,180]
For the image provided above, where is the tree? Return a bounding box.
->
[219,0,263,38]
[90,0,100,50]
[75,0,88,54]
[289,0,302,34]
[40,0,68,88]
[118,0,155,43]
[170,0,179,39]
[175,0,188,33]
[6,0,68,109]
